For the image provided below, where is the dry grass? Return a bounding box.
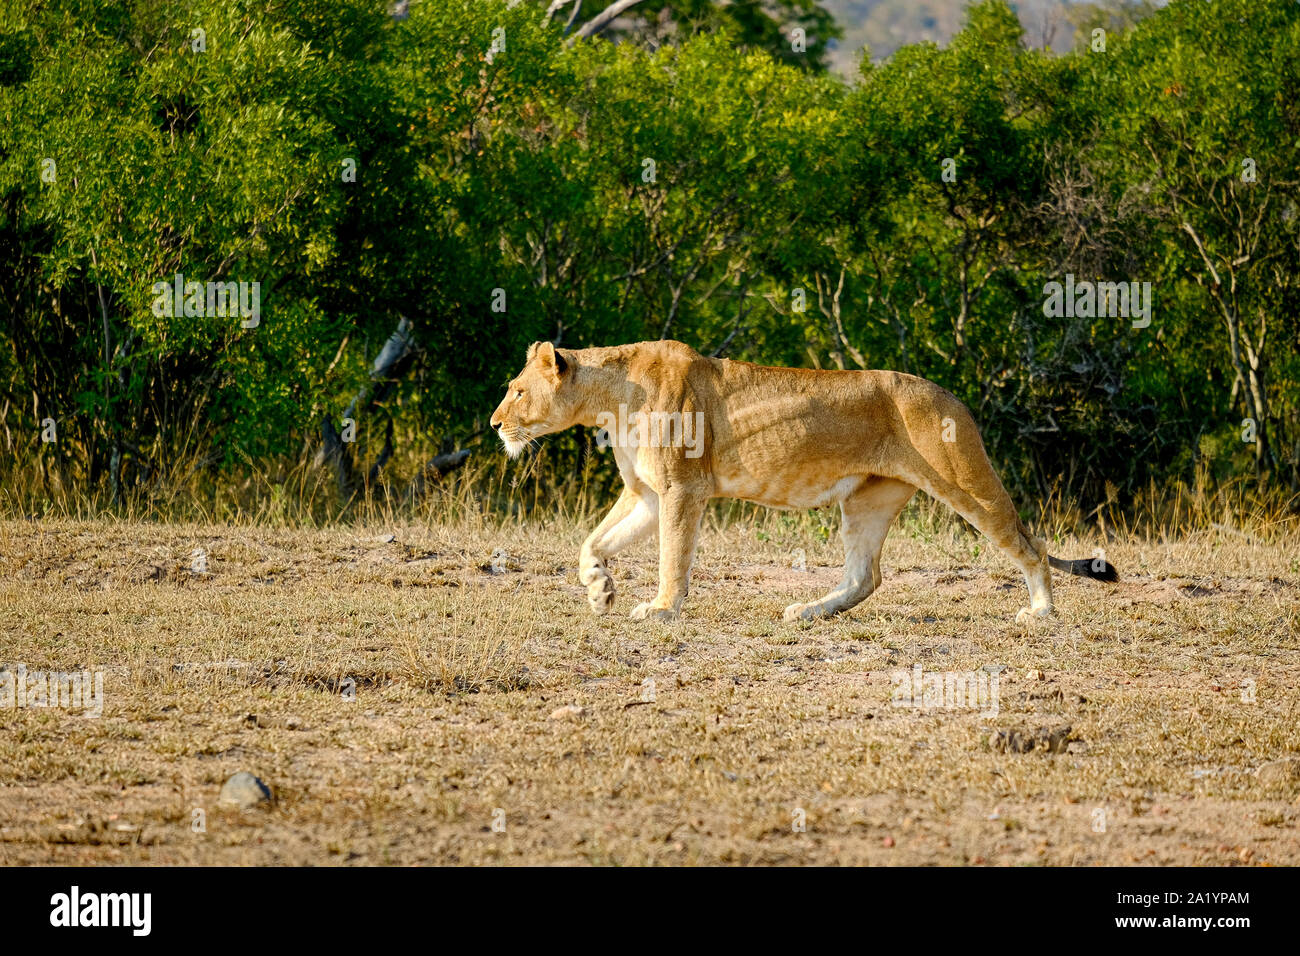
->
[1,507,1299,865]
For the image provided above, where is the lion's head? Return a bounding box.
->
[489,342,577,458]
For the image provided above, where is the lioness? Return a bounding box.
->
[490,340,1116,623]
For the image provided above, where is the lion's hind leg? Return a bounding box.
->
[921,473,1053,624]
[959,488,1054,623]
[783,478,915,622]
[1008,516,1054,623]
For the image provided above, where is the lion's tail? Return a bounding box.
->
[1048,554,1119,582]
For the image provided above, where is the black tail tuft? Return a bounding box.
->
[1048,555,1119,582]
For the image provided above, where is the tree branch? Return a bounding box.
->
[570,0,648,40]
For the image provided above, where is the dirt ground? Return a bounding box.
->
[1,514,1298,865]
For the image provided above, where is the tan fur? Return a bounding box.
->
[490,340,1062,624]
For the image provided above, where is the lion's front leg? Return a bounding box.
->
[630,489,707,622]
[579,487,657,615]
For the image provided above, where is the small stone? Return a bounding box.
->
[549,704,585,721]
[1027,669,1045,681]
[1257,758,1300,788]
[219,772,273,809]
[882,836,895,848]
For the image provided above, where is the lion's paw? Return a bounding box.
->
[630,602,678,623]
[783,602,824,623]
[1015,605,1054,625]
[586,573,615,615]
[578,561,607,587]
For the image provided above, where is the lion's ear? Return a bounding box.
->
[534,341,568,379]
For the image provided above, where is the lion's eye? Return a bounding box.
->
[514,390,524,400]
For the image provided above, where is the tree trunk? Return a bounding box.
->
[318,316,469,499]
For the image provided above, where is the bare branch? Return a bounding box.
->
[570,0,648,40]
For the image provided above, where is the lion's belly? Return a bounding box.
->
[708,394,878,507]
[713,468,863,510]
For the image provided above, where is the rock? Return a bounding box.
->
[1027,669,1045,681]
[244,713,301,730]
[989,724,1074,754]
[549,704,585,721]
[1257,758,1300,788]
[219,772,273,809]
